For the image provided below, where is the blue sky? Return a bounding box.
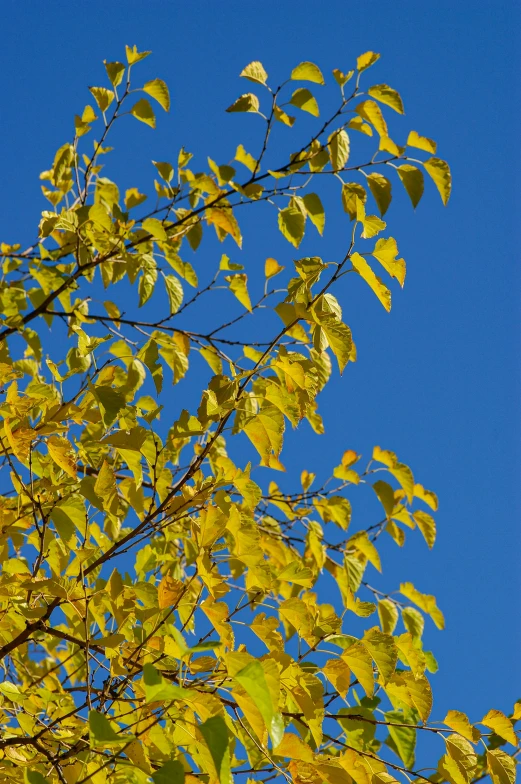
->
[1,0,519,733]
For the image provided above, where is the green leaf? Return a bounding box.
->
[351,252,391,312]
[24,772,50,784]
[151,761,185,784]
[226,93,260,113]
[130,98,156,128]
[290,88,319,117]
[357,51,380,72]
[142,663,191,703]
[423,157,452,205]
[94,385,126,427]
[200,715,232,784]
[89,710,130,746]
[0,681,26,703]
[368,84,404,114]
[143,78,170,111]
[226,273,252,312]
[385,710,416,767]
[302,192,325,235]
[278,206,305,248]
[328,129,350,170]
[234,660,284,745]
[401,607,424,640]
[367,172,392,216]
[240,61,268,85]
[397,165,424,208]
[291,61,325,84]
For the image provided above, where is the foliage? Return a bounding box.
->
[0,45,517,784]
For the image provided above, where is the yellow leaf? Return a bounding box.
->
[481,710,518,747]
[397,164,424,208]
[371,238,406,287]
[3,420,34,462]
[355,100,388,137]
[235,144,256,172]
[413,510,437,548]
[265,257,284,278]
[291,61,325,84]
[363,627,398,683]
[244,405,285,467]
[240,61,268,85]
[400,582,444,629]
[357,51,381,72]
[278,205,306,248]
[47,436,77,479]
[379,136,404,156]
[366,172,392,216]
[487,750,516,784]
[274,733,314,761]
[125,45,151,65]
[89,87,114,112]
[273,105,295,126]
[302,192,325,235]
[444,710,481,743]
[342,641,374,697]
[290,88,319,117]
[348,116,373,136]
[348,530,382,572]
[377,599,399,635]
[158,575,184,609]
[407,130,437,154]
[323,658,351,699]
[226,274,252,311]
[423,157,452,205]
[328,129,350,170]
[143,78,170,111]
[351,252,391,312]
[206,207,242,247]
[130,98,156,128]
[342,182,367,219]
[226,93,260,113]
[413,483,439,511]
[368,84,404,114]
[385,672,433,721]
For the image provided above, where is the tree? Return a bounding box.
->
[0,44,517,784]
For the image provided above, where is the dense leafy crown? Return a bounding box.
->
[0,45,517,784]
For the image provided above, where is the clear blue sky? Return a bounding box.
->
[2,0,519,729]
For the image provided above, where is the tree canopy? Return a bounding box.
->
[0,45,518,784]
